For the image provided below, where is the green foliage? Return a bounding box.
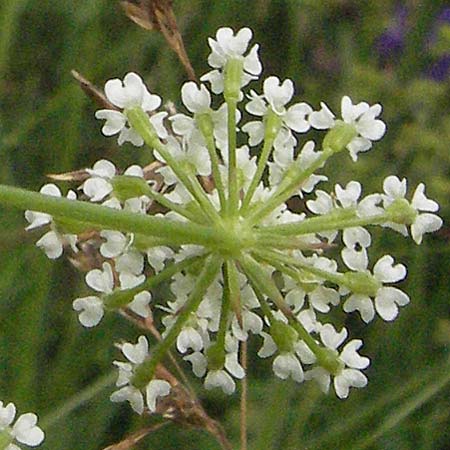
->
[0,1,448,449]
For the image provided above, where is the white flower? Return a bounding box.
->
[201,27,262,94]
[156,136,211,184]
[257,332,306,383]
[24,184,78,259]
[343,255,409,322]
[305,325,370,399]
[110,336,150,414]
[0,401,44,448]
[382,176,442,244]
[309,96,386,161]
[341,227,371,271]
[72,262,114,327]
[82,159,116,202]
[95,72,167,146]
[243,76,312,154]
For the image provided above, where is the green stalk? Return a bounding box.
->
[239,253,337,369]
[246,148,333,225]
[104,255,204,309]
[0,184,220,247]
[256,211,387,237]
[126,108,221,224]
[216,262,233,349]
[240,109,282,213]
[226,99,239,217]
[197,113,227,211]
[254,248,346,287]
[132,254,223,388]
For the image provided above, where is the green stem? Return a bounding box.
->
[226,100,239,217]
[240,110,282,214]
[217,262,233,349]
[239,253,333,364]
[246,148,333,225]
[126,108,221,224]
[197,113,227,211]
[254,248,346,287]
[132,254,223,388]
[104,255,205,309]
[257,211,387,237]
[0,184,221,247]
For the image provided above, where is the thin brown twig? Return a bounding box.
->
[102,422,169,449]
[240,340,248,450]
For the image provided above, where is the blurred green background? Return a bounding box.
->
[0,1,449,449]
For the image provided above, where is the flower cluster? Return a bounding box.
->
[0,401,44,450]
[23,26,442,415]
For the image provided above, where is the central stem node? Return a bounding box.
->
[212,218,254,258]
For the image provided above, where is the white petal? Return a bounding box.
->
[110,386,144,415]
[284,103,312,132]
[373,255,406,283]
[383,175,407,200]
[82,178,113,202]
[334,368,367,398]
[184,352,207,377]
[411,213,443,244]
[181,82,211,113]
[121,336,149,365]
[243,44,262,75]
[357,118,386,140]
[308,102,335,129]
[128,291,152,318]
[36,231,63,259]
[273,353,304,382]
[375,287,409,321]
[340,340,370,369]
[177,327,204,353]
[257,332,277,358]
[411,183,439,212]
[86,262,114,293]
[320,324,348,350]
[343,294,375,323]
[204,370,235,394]
[146,380,171,412]
[341,247,368,272]
[95,110,126,135]
[263,76,293,113]
[72,296,104,327]
[12,413,45,446]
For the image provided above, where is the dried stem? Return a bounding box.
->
[121,0,197,81]
[240,340,248,450]
[103,423,169,450]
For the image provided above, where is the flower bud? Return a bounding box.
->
[323,120,358,153]
[206,342,226,370]
[223,59,244,102]
[385,198,418,225]
[270,320,298,353]
[111,175,150,202]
